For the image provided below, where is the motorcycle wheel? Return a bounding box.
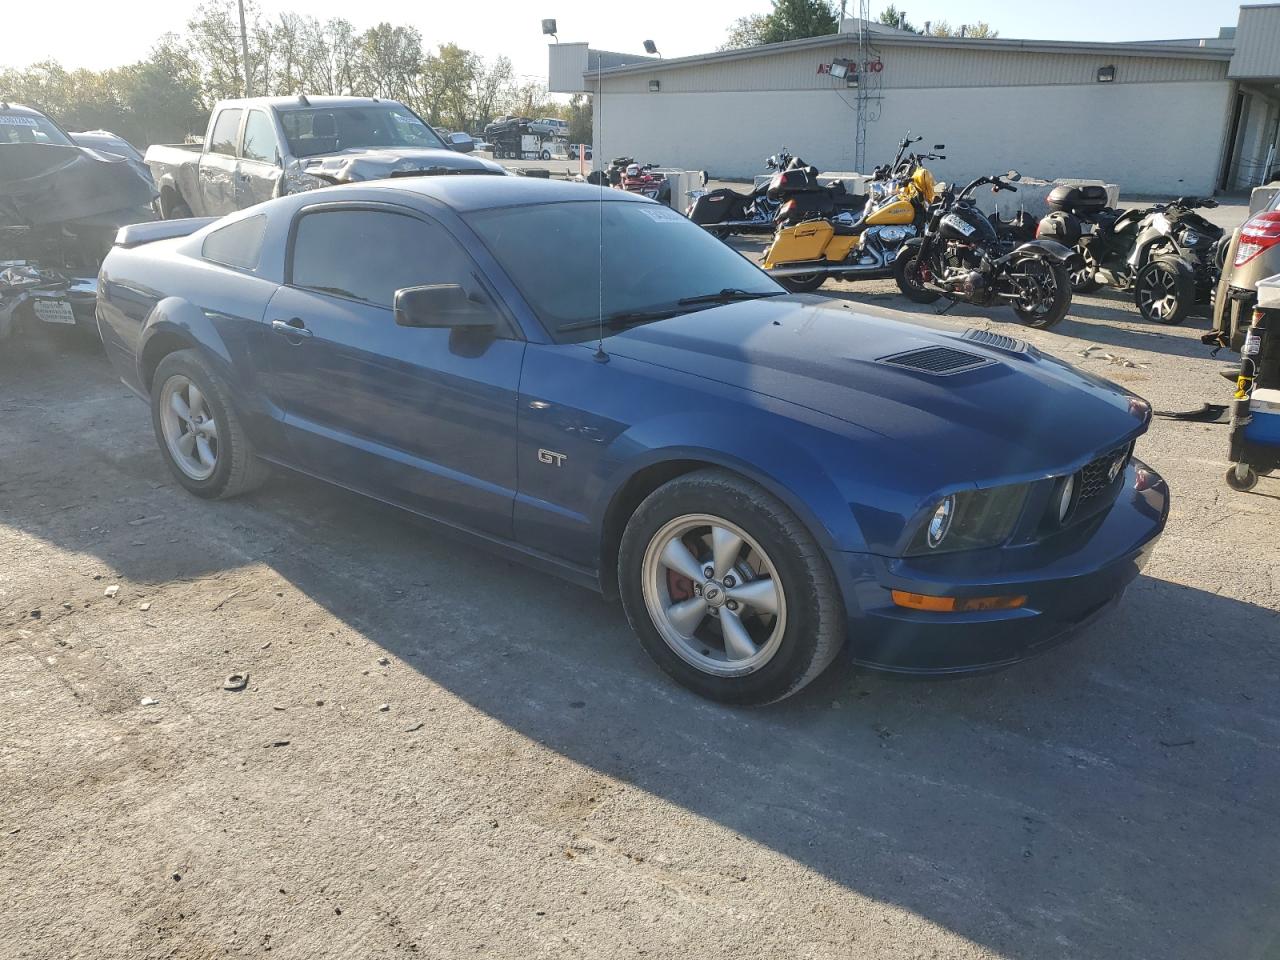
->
[778,273,827,293]
[1135,257,1194,325]
[892,248,941,304]
[1070,240,1102,293]
[1010,258,1072,329]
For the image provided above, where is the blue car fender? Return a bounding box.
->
[594,409,871,555]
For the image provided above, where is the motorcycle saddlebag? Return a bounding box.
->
[1038,210,1082,245]
[1046,184,1109,214]
[688,189,743,225]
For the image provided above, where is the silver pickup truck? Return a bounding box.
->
[145,95,505,219]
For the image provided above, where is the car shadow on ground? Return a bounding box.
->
[2,339,1278,959]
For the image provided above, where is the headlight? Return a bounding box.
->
[1182,230,1200,246]
[907,484,1028,555]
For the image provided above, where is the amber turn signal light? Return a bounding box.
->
[891,590,1027,613]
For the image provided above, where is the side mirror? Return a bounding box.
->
[1006,170,1021,181]
[394,284,495,330]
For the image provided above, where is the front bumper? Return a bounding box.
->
[835,459,1170,675]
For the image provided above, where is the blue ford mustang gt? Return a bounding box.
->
[95,177,1169,705]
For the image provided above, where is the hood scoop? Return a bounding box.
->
[962,328,1029,354]
[877,344,994,376]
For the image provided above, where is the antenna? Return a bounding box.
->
[593,50,608,363]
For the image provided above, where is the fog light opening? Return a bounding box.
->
[891,590,1027,613]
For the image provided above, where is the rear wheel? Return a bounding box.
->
[1010,258,1072,329]
[777,272,827,293]
[618,469,844,705]
[893,246,941,304]
[151,350,269,499]
[1135,257,1195,325]
[1070,240,1102,293]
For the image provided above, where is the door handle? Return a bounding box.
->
[271,318,312,339]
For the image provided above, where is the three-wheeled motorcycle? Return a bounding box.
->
[1224,274,1280,491]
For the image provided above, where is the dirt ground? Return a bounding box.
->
[2,264,1279,960]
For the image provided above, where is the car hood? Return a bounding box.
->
[300,147,506,184]
[0,142,157,228]
[605,296,1150,484]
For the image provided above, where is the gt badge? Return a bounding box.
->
[538,448,567,467]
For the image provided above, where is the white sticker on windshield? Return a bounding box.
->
[0,116,39,126]
[640,206,683,223]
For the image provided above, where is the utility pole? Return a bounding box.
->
[238,0,253,97]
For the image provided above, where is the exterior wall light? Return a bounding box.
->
[1097,65,1116,83]
[648,79,660,92]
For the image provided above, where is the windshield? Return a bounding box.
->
[278,105,448,158]
[465,199,783,341]
[0,110,74,146]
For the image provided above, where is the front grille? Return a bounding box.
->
[962,328,1027,354]
[878,345,994,376]
[1078,443,1133,505]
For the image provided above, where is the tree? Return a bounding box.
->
[929,20,998,38]
[721,0,837,48]
[877,5,919,32]
[567,93,592,145]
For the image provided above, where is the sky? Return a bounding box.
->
[4,0,1251,82]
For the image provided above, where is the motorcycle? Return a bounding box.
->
[621,162,670,205]
[686,149,796,237]
[893,171,1077,329]
[761,138,944,293]
[1037,188,1226,325]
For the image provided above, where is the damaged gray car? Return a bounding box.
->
[145,96,506,220]
[0,102,156,340]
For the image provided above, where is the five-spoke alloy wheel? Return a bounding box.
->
[150,349,268,499]
[619,469,844,705]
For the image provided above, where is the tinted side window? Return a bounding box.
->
[240,110,278,164]
[290,209,487,310]
[202,215,268,270]
[209,109,242,157]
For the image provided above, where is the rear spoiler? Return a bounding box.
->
[114,217,218,248]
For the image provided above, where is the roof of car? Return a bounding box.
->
[358,175,653,213]
[0,102,48,117]
[214,95,408,111]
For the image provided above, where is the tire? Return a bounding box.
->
[1225,463,1258,492]
[777,272,827,293]
[893,245,941,304]
[617,469,845,705]
[1070,240,1102,293]
[1011,259,1072,329]
[150,349,269,499]
[540,149,551,161]
[1135,257,1195,325]
[168,200,193,220]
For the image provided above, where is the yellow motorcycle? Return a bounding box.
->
[763,140,943,293]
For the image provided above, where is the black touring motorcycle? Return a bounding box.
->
[685,148,805,237]
[1037,186,1226,325]
[893,172,1077,329]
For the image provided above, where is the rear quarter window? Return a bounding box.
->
[201,215,268,271]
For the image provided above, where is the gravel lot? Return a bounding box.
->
[2,237,1279,959]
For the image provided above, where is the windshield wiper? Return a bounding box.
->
[676,288,785,306]
[556,308,682,333]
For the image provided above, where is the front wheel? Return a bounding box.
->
[777,272,827,293]
[540,149,551,160]
[1135,257,1195,325]
[893,246,941,304]
[1010,258,1072,329]
[618,469,845,705]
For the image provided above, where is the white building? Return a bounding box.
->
[549,4,1280,196]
